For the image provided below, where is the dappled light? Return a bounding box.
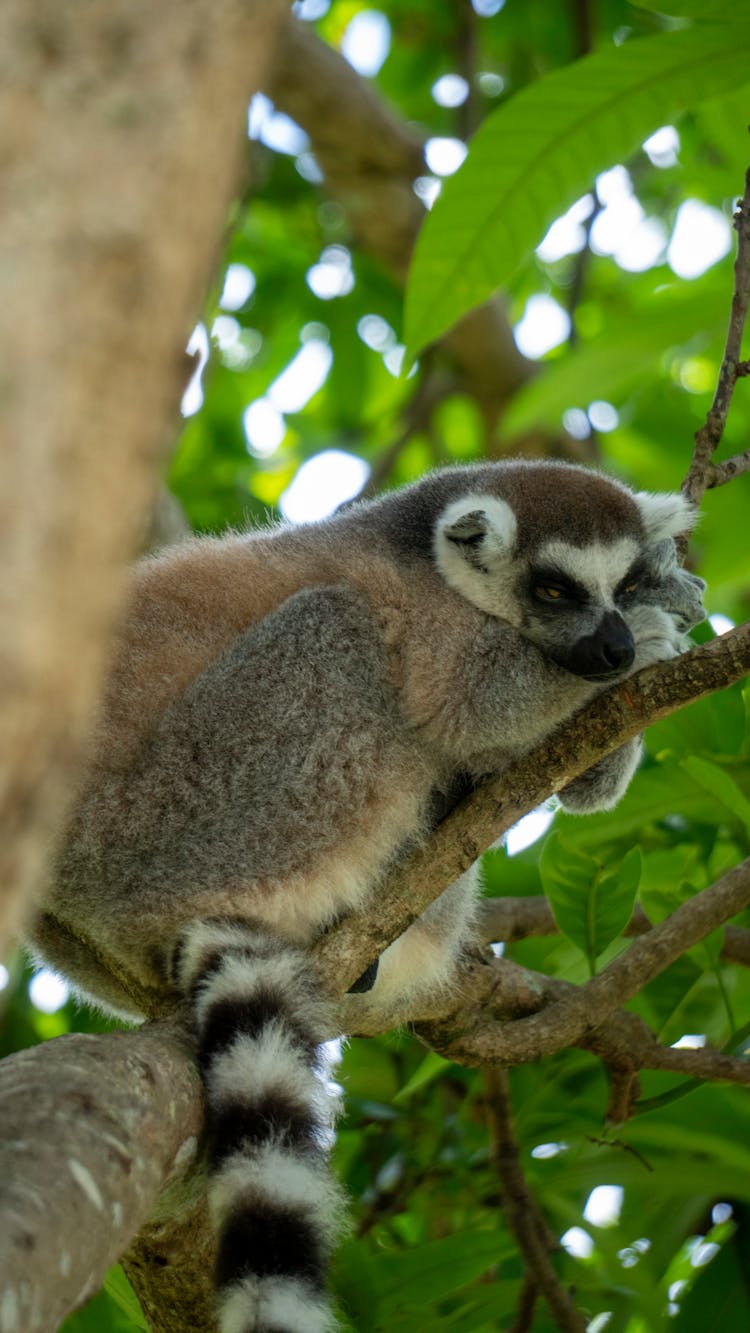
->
[431,74,470,109]
[590,165,667,272]
[668,199,732,279]
[306,244,355,299]
[644,124,680,169]
[514,293,571,358]
[505,806,555,856]
[219,263,256,311]
[279,449,370,521]
[28,970,70,1015]
[424,136,468,177]
[341,9,391,77]
[584,1185,624,1228]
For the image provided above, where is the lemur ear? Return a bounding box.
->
[436,495,517,573]
[634,490,697,543]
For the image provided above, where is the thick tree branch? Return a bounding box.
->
[316,623,750,996]
[0,1020,203,1333]
[5,857,749,1329]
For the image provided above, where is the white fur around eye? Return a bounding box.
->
[634,490,696,543]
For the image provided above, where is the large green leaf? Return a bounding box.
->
[375,1231,515,1308]
[404,24,750,356]
[540,835,641,972]
[682,756,750,834]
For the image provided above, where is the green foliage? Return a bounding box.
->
[404,22,750,355]
[541,837,641,973]
[59,1269,148,1333]
[672,1209,750,1330]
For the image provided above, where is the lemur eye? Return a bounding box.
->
[623,580,641,596]
[535,584,565,601]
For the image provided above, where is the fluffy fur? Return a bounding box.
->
[29,460,706,1332]
[173,920,342,1333]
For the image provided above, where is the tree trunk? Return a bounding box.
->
[0,0,285,955]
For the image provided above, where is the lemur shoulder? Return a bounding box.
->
[30,460,706,1333]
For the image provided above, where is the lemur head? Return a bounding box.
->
[434,461,703,681]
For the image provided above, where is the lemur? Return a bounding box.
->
[29,460,706,1333]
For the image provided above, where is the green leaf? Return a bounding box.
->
[629,0,736,20]
[673,1228,750,1331]
[60,1267,148,1333]
[376,1231,514,1310]
[636,955,704,1034]
[394,1050,451,1103]
[103,1267,149,1331]
[639,845,703,925]
[540,835,641,971]
[404,24,750,355]
[333,1241,381,1333]
[682,756,750,834]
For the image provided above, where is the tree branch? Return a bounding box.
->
[484,1068,586,1332]
[417,855,750,1069]
[683,163,750,508]
[478,897,750,970]
[0,1019,204,1333]
[316,623,750,996]
[6,857,749,1328]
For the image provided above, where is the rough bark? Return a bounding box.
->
[0,1020,202,1333]
[0,0,285,957]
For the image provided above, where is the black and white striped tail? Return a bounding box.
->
[173,919,342,1333]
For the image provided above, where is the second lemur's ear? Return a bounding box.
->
[634,490,697,543]
[436,495,517,573]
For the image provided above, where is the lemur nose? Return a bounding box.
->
[565,612,635,679]
[596,612,635,674]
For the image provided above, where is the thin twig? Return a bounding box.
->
[509,1276,538,1333]
[683,163,750,511]
[586,1135,654,1173]
[412,955,750,1089]
[604,1065,641,1124]
[484,1068,586,1333]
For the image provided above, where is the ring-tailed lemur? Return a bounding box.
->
[29,461,705,1333]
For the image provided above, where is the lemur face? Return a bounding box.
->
[517,534,648,679]
[433,477,705,682]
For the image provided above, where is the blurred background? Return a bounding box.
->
[4,1,750,1329]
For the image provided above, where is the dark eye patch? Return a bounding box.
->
[615,560,649,600]
[529,567,588,604]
